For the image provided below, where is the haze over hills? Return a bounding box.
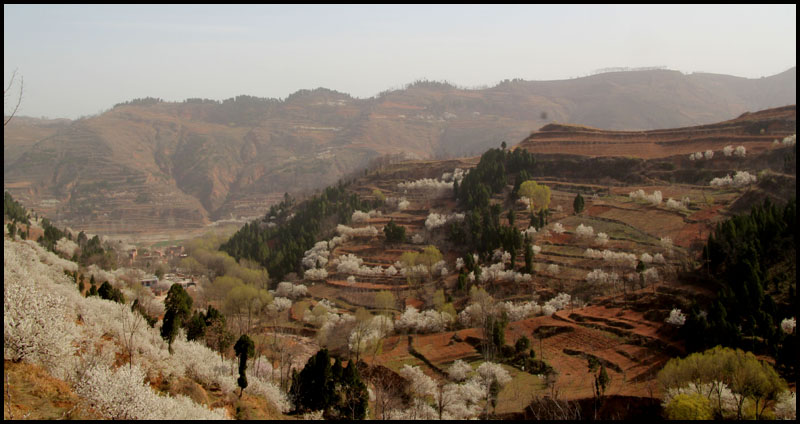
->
[3,67,795,236]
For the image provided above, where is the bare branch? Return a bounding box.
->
[4,68,24,127]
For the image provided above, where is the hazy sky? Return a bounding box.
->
[4,4,796,119]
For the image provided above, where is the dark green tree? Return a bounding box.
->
[291,348,336,414]
[383,218,406,243]
[515,336,531,355]
[338,361,368,420]
[161,284,193,353]
[186,310,207,342]
[523,237,534,274]
[573,193,585,215]
[234,334,255,398]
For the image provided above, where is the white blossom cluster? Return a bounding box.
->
[518,196,531,206]
[521,226,537,239]
[774,390,796,420]
[478,262,531,284]
[781,317,796,334]
[304,240,332,280]
[640,252,653,264]
[584,248,638,268]
[734,145,746,157]
[267,297,293,314]
[455,257,465,271]
[441,168,468,183]
[394,306,454,333]
[552,223,565,234]
[22,239,78,273]
[398,197,411,210]
[398,178,454,197]
[425,212,464,231]
[665,197,689,210]
[653,253,666,264]
[391,362,504,420]
[642,268,660,284]
[448,359,473,382]
[629,189,662,205]
[538,293,571,317]
[411,233,425,244]
[723,145,734,156]
[778,134,796,146]
[575,223,594,238]
[665,308,686,326]
[497,300,542,321]
[491,248,512,263]
[302,299,339,327]
[586,269,620,285]
[689,150,715,161]
[595,232,609,245]
[73,363,229,419]
[336,224,379,238]
[304,268,328,280]
[660,236,673,249]
[335,253,385,276]
[274,282,308,299]
[351,209,382,223]
[348,315,394,354]
[710,171,757,187]
[546,264,560,275]
[5,241,78,378]
[5,239,290,417]
[55,237,79,257]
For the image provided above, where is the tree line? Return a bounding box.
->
[221,184,382,281]
[681,197,796,377]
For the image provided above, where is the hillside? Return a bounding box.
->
[3,68,795,237]
[4,110,796,419]
[214,109,794,417]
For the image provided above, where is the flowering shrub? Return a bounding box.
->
[666,309,686,326]
[586,269,619,285]
[733,145,746,157]
[781,317,796,334]
[723,145,734,157]
[629,189,662,205]
[275,282,308,299]
[351,209,381,223]
[336,224,379,238]
[5,242,78,379]
[73,363,229,419]
[55,237,79,257]
[552,223,565,234]
[710,171,757,187]
[497,300,541,321]
[397,198,410,210]
[425,212,464,231]
[448,359,473,382]
[395,306,454,333]
[304,268,328,281]
[575,224,594,238]
[595,232,609,245]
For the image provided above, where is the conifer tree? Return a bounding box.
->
[234,334,255,398]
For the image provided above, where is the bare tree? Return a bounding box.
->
[118,302,145,370]
[4,68,24,126]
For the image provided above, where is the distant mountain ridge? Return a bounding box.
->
[3,67,795,236]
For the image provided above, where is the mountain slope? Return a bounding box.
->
[3,68,795,236]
